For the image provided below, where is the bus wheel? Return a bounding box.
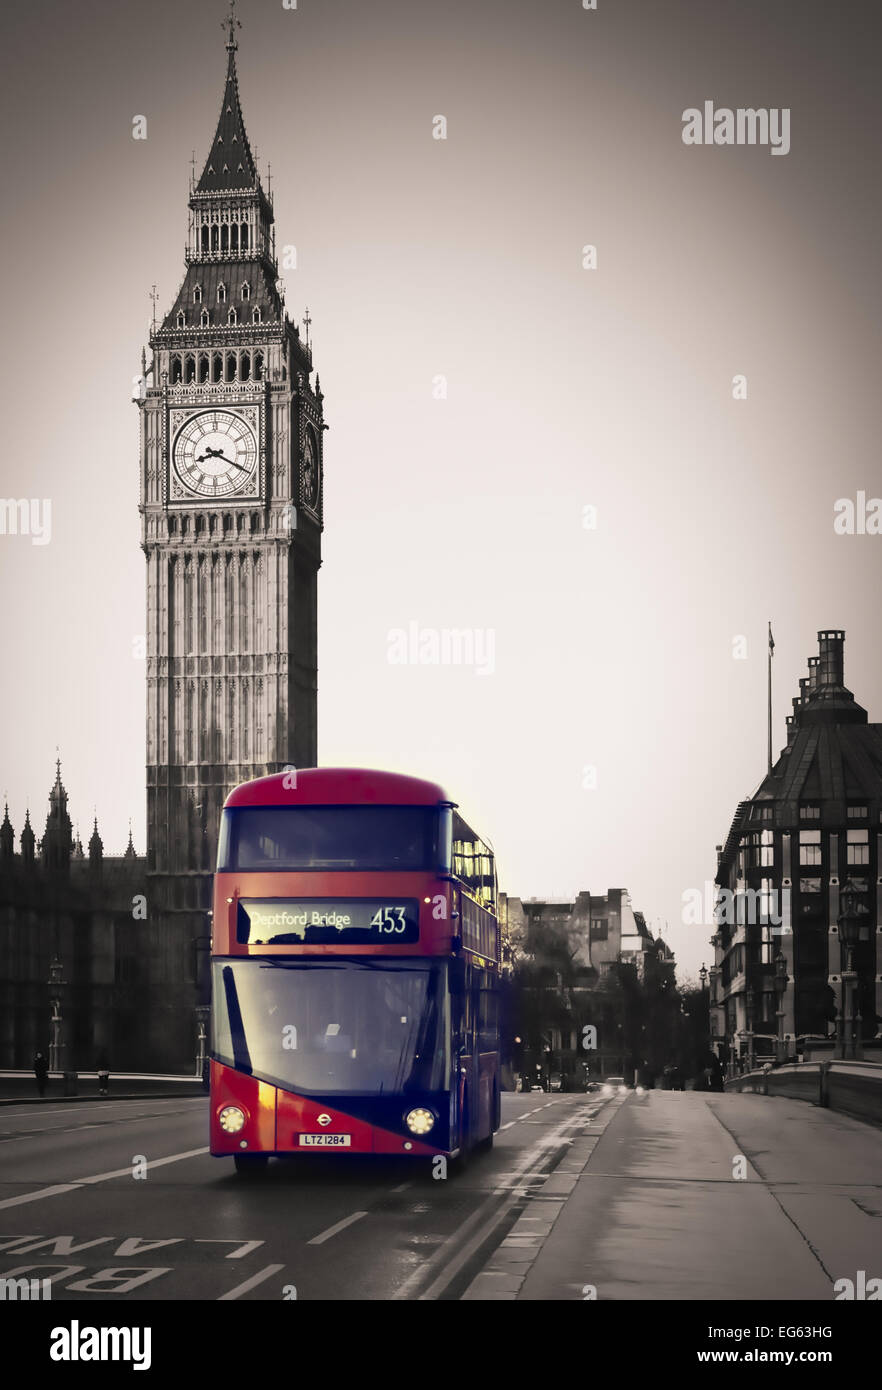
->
[475,1085,499,1151]
[234,1153,269,1176]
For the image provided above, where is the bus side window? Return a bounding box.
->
[452,961,476,1043]
[468,969,480,1045]
[478,979,498,1052]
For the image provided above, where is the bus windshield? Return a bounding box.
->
[211,958,448,1096]
[217,805,439,872]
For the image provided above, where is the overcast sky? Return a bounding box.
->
[0,0,879,977]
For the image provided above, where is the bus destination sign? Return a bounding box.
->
[237,898,420,945]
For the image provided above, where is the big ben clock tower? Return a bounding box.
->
[137,5,323,922]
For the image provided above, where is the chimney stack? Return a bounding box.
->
[817,629,845,688]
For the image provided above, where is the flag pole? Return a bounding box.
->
[767,622,774,774]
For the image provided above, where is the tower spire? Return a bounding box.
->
[196,0,260,195]
[224,0,241,53]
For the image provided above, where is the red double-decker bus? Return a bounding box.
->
[209,768,500,1173]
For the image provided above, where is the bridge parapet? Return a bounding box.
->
[726,1059,882,1126]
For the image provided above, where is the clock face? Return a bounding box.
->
[302,426,319,507]
[172,410,258,498]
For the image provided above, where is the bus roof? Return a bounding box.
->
[223,767,452,809]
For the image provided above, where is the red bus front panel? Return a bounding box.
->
[210,1061,439,1157]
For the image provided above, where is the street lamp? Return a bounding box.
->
[699,964,708,989]
[837,878,869,1060]
[746,986,760,1072]
[773,950,789,1065]
[47,954,68,1075]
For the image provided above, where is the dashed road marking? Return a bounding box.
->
[0,1145,210,1210]
[307,1210,367,1246]
[217,1262,285,1301]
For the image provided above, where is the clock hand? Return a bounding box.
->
[194,447,250,474]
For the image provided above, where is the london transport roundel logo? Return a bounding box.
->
[317,1114,332,1126]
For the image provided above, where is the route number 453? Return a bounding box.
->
[371,907,407,933]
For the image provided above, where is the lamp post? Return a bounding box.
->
[195,1004,209,1081]
[773,950,789,1064]
[837,878,868,1061]
[746,986,759,1072]
[47,954,67,1075]
[707,963,724,1071]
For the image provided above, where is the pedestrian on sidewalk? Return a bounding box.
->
[96,1051,110,1097]
[33,1051,49,1098]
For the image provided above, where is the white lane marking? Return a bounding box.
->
[307,1210,368,1246]
[217,1263,285,1301]
[0,1107,201,1138]
[0,1114,193,1141]
[76,1147,210,1184]
[195,1239,264,1259]
[500,1122,516,1131]
[390,1181,411,1193]
[0,1184,79,1209]
[0,1146,209,1210]
[0,1100,204,1120]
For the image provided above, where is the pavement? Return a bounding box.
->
[0,1072,205,1105]
[463,1089,882,1300]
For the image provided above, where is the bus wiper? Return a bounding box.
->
[260,960,344,971]
[260,958,421,972]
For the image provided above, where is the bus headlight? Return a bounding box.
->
[218,1105,246,1133]
[405,1107,435,1136]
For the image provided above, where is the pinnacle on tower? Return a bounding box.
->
[42,757,73,873]
[20,809,35,864]
[0,802,14,864]
[196,1,259,195]
[88,816,104,864]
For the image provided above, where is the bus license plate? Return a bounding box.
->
[298,1134,352,1147]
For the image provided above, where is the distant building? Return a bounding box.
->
[500,888,671,1083]
[710,630,881,1070]
[0,763,184,1070]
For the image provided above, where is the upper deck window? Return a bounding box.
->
[217,805,439,872]
[451,812,496,909]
